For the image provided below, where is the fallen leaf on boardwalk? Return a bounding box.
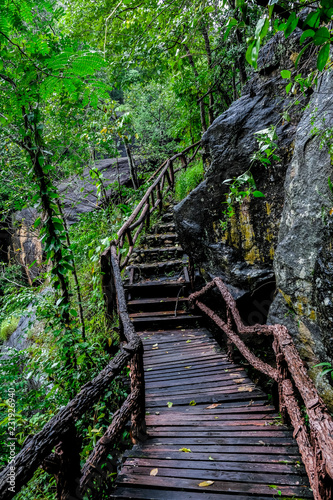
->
[155,412,160,415]
[247,400,254,406]
[258,440,266,445]
[208,456,215,461]
[238,386,253,392]
[234,378,245,384]
[184,366,192,369]
[150,468,158,476]
[215,416,219,419]
[146,368,152,371]
[152,347,159,350]
[179,448,191,453]
[198,481,214,487]
[206,403,221,409]
[186,340,191,343]
[189,400,196,406]
[152,343,158,347]
[224,369,229,372]
[167,402,173,408]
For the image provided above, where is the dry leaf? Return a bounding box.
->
[152,343,158,347]
[184,366,192,369]
[206,403,221,409]
[234,378,245,384]
[238,386,253,392]
[208,456,215,461]
[258,440,266,445]
[150,468,158,476]
[198,480,214,487]
[179,447,191,453]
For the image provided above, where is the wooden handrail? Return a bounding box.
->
[189,277,333,500]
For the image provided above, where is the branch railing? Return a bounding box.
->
[0,142,202,499]
[189,277,333,500]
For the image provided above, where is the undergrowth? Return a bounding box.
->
[175,160,204,201]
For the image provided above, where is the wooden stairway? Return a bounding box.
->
[111,210,313,499]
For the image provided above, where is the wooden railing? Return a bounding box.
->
[0,142,201,500]
[189,277,333,500]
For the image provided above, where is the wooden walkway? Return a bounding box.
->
[111,212,313,499]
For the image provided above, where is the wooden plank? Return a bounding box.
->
[111,486,278,500]
[125,457,305,474]
[126,449,302,464]
[120,464,308,487]
[116,474,312,497]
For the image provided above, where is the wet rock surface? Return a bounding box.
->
[269,68,333,364]
[174,30,309,296]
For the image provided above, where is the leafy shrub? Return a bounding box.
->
[175,161,204,201]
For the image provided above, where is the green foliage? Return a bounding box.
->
[314,362,333,382]
[243,1,333,72]
[175,161,204,201]
[0,316,19,341]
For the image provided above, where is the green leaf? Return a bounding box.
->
[295,42,312,69]
[317,43,330,71]
[70,309,78,317]
[304,10,320,29]
[280,70,291,79]
[300,29,315,45]
[313,27,330,46]
[253,191,265,198]
[33,216,42,228]
[284,13,299,38]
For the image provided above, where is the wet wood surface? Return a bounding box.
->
[112,327,313,499]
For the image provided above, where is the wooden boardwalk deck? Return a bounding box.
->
[111,210,313,499]
[111,326,312,499]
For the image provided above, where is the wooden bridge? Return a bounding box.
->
[0,143,332,500]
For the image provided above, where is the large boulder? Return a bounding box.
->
[174,30,309,296]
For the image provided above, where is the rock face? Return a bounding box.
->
[175,30,309,295]
[268,67,333,365]
[174,30,333,404]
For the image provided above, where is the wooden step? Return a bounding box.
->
[128,297,189,313]
[127,260,187,279]
[125,280,190,300]
[141,233,178,248]
[151,222,175,234]
[130,313,202,330]
[130,246,184,264]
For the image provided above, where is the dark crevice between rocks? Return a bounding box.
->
[236,277,276,326]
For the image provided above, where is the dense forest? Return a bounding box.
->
[1,0,333,498]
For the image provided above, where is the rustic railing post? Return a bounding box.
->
[226,308,234,362]
[145,200,150,229]
[156,183,162,213]
[272,329,289,423]
[130,343,147,443]
[180,154,187,170]
[169,160,175,188]
[42,421,81,500]
[101,248,116,321]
